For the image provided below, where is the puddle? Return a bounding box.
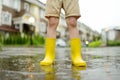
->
[0,47,120,80]
[0,54,86,80]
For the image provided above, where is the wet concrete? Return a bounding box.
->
[0,47,120,80]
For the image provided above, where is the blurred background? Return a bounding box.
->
[0,0,120,48]
[0,1,120,80]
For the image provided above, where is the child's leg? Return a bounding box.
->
[66,17,86,66]
[47,17,59,38]
[40,17,59,66]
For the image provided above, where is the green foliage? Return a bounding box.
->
[0,43,2,50]
[88,40,102,47]
[0,34,3,50]
[107,40,120,46]
[2,34,29,45]
[0,34,45,46]
[32,34,45,46]
[93,36,101,41]
[0,35,2,42]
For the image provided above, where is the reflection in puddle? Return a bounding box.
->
[40,65,56,80]
[40,65,86,80]
[72,66,86,80]
[0,54,86,80]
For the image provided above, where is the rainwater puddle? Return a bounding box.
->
[0,47,120,80]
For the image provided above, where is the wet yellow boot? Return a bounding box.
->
[40,38,56,66]
[70,38,86,67]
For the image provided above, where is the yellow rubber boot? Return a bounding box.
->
[70,38,86,67]
[40,38,56,66]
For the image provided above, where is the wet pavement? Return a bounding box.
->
[0,47,120,80]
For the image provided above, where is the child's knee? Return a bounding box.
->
[48,17,59,27]
[66,17,77,27]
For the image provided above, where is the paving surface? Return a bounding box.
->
[0,47,120,80]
